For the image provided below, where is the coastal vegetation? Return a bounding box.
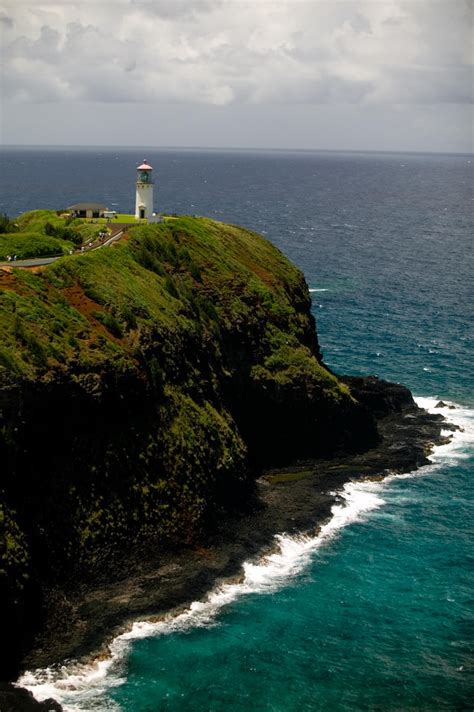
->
[0,232,74,261]
[0,210,111,260]
[0,215,377,678]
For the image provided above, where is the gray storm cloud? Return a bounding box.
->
[2,0,472,106]
[1,1,472,152]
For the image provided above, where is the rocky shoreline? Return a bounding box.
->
[5,378,455,711]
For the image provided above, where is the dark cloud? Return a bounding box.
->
[3,1,472,107]
[386,65,474,105]
[1,0,472,151]
[349,13,372,34]
[130,0,222,20]
[0,13,14,28]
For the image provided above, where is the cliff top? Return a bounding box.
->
[0,215,342,401]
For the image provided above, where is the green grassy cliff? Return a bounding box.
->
[0,216,377,675]
[0,209,111,260]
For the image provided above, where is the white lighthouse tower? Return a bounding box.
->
[135,159,154,220]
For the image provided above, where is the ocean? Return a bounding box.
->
[1,147,473,711]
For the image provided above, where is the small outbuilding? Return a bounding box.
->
[67,202,109,219]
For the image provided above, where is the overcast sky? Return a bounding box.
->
[1,0,472,152]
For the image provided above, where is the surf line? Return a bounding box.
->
[16,483,387,709]
[17,398,473,710]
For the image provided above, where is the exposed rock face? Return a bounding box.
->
[0,217,397,678]
[0,683,63,711]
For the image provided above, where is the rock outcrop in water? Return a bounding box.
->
[1,216,398,679]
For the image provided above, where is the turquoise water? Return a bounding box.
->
[104,424,473,712]
[7,149,473,710]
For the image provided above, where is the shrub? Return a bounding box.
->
[189,262,202,282]
[12,317,48,368]
[44,222,82,246]
[0,213,18,234]
[0,233,74,260]
[164,277,179,299]
[119,304,137,330]
[94,311,123,338]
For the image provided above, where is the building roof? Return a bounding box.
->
[137,160,152,170]
[67,202,108,211]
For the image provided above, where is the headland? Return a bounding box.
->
[0,212,453,709]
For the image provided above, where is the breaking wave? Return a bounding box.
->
[17,397,473,711]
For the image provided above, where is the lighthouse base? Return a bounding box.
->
[135,183,154,220]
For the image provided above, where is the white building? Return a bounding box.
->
[67,202,108,219]
[135,160,154,220]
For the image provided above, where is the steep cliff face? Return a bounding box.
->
[0,217,377,675]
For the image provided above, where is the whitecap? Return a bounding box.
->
[309,288,328,293]
[414,397,474,465]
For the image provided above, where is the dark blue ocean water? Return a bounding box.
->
[4,147,473,711]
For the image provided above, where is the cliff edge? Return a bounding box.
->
[1,217,382,677]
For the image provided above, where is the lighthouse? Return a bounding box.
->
[135,159,154,220]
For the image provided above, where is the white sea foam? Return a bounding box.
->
[18,485,386,710]
[414,396,474,463]
[18,396,474,711]
[381,396,474,486]
[309,288,328,292]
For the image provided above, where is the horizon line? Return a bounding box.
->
[1,144,472,157]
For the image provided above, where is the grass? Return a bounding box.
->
[114,213,139,222]
[251,344,349,401]
[264,470,314,484]
[0,214,350,410]
[0,212,360,624]
[0,232,74,260]
[70,223,109,243]
[126,217,347,396]
[111,213,176,225]
[3,210,122,255]
[3,211,181,259]
[15,210,66,233]
[72,214,141,223]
